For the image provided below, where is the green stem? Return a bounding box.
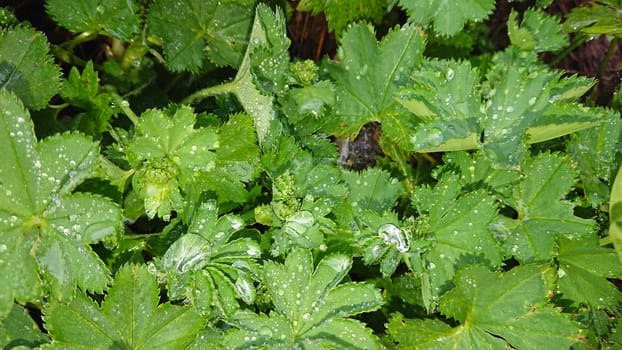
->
[61,30,99,50]
[181,79,238,105]
[549,33,589,66]
[596,37,618,81]
[589,36,619,102]
[108,91,139,125]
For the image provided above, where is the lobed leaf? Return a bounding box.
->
[405,59,600,168]
[412,173,502,303]
[498,153,594,263]
[323,23,425,137]
[297,0,387,36]
[508,8,567,52]
[46,0,139,40]
[0,91,121,313]
[44,264,204,349]
[398,0,495,36]
[393,265,581,349]
[224,249,382,348]
[155,201,261,318]
[59,61,115,137]
[147,0,254,71]
[556,235,622,311]
[0,26,61,110]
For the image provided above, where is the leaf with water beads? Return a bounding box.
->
[323,22,425,137]
[568,108,622,207]
[223,249,383,349]
[388,265,581,349]
[398,0,495,36]
[555,234,622,311]
[147,0,254,71]
[0,26,61,110]
[411,172,502,307]
[403,59,600,168]
[44,264,204,349]
[154,200,261,319]
[0,90,122,315]
[46,0,139,40]
[127,105,219,219]
[356,210,413,277]
[495,153,595,263]
[507,8,567,52]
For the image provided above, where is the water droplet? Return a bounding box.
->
[379,224,409,253]
[426,128,443,147]
[446,68,454,80]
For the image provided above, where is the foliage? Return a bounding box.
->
[1,1,621,349]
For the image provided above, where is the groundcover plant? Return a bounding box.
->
[1,0,622,348]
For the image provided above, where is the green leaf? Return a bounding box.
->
[556,235,622,311]
[356,211,413,277]
[389,265,579,349]
[249,8,290,96]
[46,0,139,40]
[154,200,261,319]
[0,90,122,314]
[198,113,260,204]
[147,0,255,71]
[44,264,204,349]
[565,1,622,36]
[398,0,495,36]
[342,168,402,216]
[412,173,502,303]
[507,8,567,52]
[323,23,425,136]
[568,108,621,206]
[608,163,622,263]
[127,106,218,219]
[0,304,49,348]
[222,249,383,349]
[387,313,455,349]
[297,0,387,37]
[497,153,594,263]
[59,61,115,138]
[231,3,288,144]
[404,59,599,168]
[0,26,61,110]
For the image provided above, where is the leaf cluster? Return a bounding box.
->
[1,1,622,349]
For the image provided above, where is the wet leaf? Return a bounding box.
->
[44,264,204,349]
[46,0,139,40]
[497,153,594,263]
[0,90,122,315]
[388,265,581,349]
[411,173,502,305]
[153,200,261,319]
[404,59,600,168]
[398,0,495,36]
[323,23,424,137]
[0,26,61,110]
[147,0,254,70]
[222,249,383,349]
[556,234,622,311]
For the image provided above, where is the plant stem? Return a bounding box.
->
[597,37,618,81]
[108,91,139,125]
[549,34,589,67]
[589,36,619,102]
[181,80,238,105]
